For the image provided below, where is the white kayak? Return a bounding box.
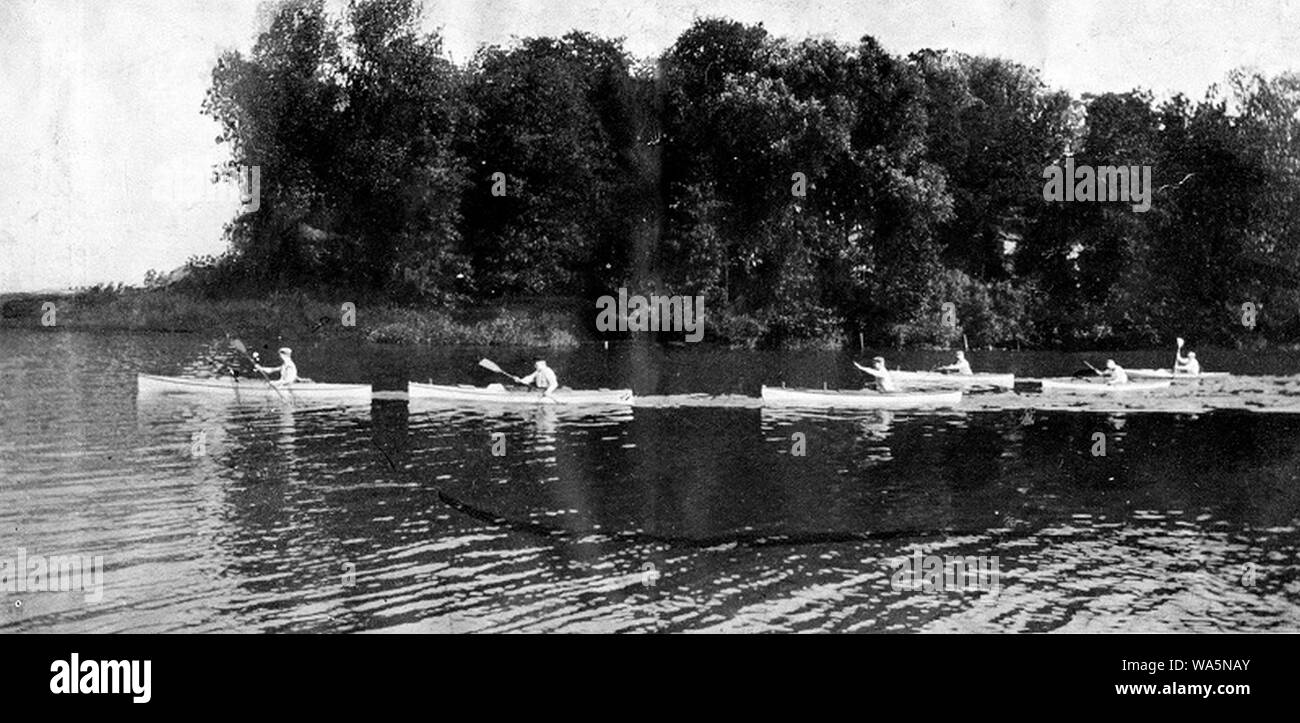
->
[1039,379,1172,393]
[408,382,633,405]
[1123,368,1229,380]
[890,370,1015,389]
[137,373,373,401]
[761,385,962,409]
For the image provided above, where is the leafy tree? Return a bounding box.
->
[458,32,643,297]
[200,5,1300,349]
[912,52,1073,281]
[205,0,468,298]
[204,0,346,289]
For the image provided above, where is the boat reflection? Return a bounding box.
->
[761,406,906,464]
[134,392,377,487]
[762,406,897,436]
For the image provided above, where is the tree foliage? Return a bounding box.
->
[202,4,1300,348]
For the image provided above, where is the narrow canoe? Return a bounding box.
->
[408,382,634,405]
[889,370,1015,389]
[137,373,373,401]
[761,385,962,409]
[1124,368,1229,380]
[1039,379,1172,393]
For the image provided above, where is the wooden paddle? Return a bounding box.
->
[1083,360,1103,377]
[478,358,519,382]
[1175,337,1184,372]
[479,358,564,405]
[230,338,287,402]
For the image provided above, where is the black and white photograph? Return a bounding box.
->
[0,0,1295,698]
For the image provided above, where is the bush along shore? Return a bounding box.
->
[0,286,840,349]
[7,285,1295,352]
[0,285,870,349]
[0,287,588,348]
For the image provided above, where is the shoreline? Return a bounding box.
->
[0,289,587,348]
[3,289,1297,353]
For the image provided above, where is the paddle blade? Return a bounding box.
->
[230,338,248,354]
[1177,337,1185,347]
[478,358,505,374]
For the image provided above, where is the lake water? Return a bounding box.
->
[2,329,1299,632]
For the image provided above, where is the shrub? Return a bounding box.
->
[890,269,1039,348]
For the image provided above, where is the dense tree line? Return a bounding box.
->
[200,0,1300,348]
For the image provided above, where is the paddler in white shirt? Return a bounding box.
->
[936,350,973,375]
[513,360,559,398]
[1174,338,1200,375]
[254,347,299,385]
[1103,359,1128,385]
[859,356,899,392]
[1175,351,1200,375]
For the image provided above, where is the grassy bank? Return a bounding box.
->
[0,286,854,349]
[0,287,586,348]
[9,287,1285,351]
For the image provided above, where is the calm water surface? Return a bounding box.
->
[2,329,1299,632]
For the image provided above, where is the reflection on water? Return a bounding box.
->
[1,329,1299,632]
